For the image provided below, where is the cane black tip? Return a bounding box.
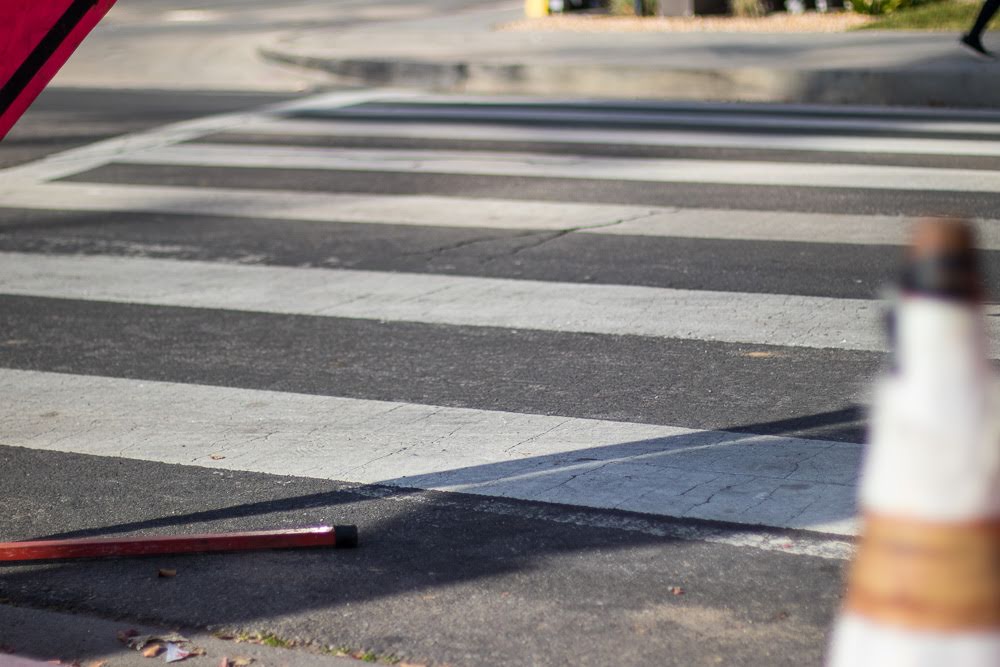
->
[334,525,358,548]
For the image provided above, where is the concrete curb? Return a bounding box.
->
[259,46,1000,108]
[0,603,361,667]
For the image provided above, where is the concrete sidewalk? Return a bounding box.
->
[259,1,1000,108]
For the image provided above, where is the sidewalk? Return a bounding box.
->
[259,1,1000,108]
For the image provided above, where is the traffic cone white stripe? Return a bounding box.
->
[828,219,1000,666]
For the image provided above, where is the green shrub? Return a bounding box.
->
[608,0,659,14]
[730,0,770,16]
[854,0,990,29]
[847,0,908,14]
[848,0,944,15]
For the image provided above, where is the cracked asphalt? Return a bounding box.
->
[8,0,1000,659]
[0,85,875,666]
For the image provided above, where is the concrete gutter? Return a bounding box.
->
[1,603,361,667]
[257,4,1000,108]
[258,49,1000,107]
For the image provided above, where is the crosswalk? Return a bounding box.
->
[4,90,1000,562]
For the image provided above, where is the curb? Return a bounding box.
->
[260,46,1000,108]
[0,603,361,667]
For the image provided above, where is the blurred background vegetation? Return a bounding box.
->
[601,0,999,26]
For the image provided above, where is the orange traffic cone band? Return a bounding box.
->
[845,513,1000,632]
[827,219,1000,666]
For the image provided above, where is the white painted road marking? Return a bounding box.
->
[6,182,1000,249]
[0,90,414,186]
[0,368,860,556]
[115,144,1000,193]
[0,182,649,232]
[0,251,922,354]
[238,116,1000,158]
[296,102,1000,137]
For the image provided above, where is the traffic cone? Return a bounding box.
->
[828,218,1000,666]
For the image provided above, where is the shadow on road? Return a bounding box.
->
[0,407,858,664]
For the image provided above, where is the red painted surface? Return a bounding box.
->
[0,0,118,140]
[0,526,342,561]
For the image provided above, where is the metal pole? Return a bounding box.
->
[0,525,358,561]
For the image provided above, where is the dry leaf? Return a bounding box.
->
[86,661,109,667]
[117,629,139,643]
[124,633,189,651]
[142,643,164,658]
[158,569,177,578]
[210,454,226,460]
[232,658,253,667]
[669,586,685,596]
[164,643,192,663]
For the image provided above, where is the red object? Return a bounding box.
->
[0,0,119,140]
[0,525,359,561]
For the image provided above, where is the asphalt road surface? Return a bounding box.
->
[5,78,1000,665]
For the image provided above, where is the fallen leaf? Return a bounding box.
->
[117,629,139,643]
[210,454,226,461]
[669,586,685,596]
[86,661,109,667]
[124,634,189,651]
[744,351,778,359]
[142,644,164,658]
[158,569,177,578]
[164,643,192,663]
[232,658,253,667]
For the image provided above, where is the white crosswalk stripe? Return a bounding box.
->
[238,116,1000,157]
[6,181,1000,248]
[4,92,999,559]
[113,143,1000,192]
[0,251,904,354]
[288,100,1000,135]
[0,369,859,544]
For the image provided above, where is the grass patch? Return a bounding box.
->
[608,0,658,13]
[219,632,400,664]
[323,645,400,664]
[853,0,1000,29]
[259,633,293,648]
[231,631,296,648]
